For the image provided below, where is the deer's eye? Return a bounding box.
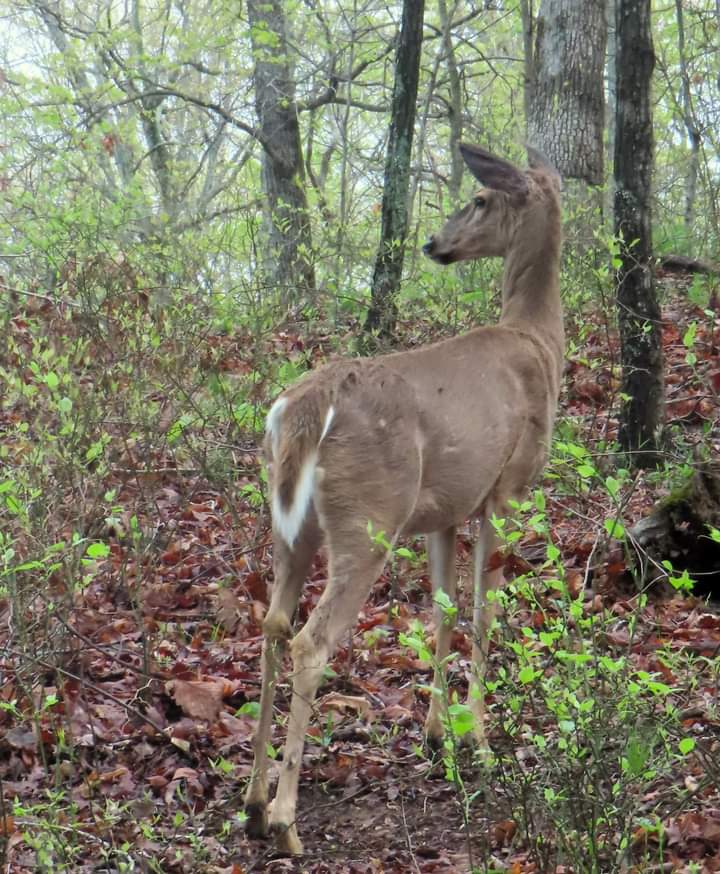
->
[474,196,487,209]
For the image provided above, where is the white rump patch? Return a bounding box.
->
[268,401,334,547]
[266,396,287,457]
[319,405,335,443]
[273,452,317,548]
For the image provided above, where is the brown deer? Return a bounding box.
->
[244,144,564,855]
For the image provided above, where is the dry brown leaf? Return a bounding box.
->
[215,588,241,633]
[318,692,373,722]
[168,679,225,722]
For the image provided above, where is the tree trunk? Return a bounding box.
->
[526,0,607,185]
[675,0,702,237]
[519,0,535,126]
[614,0,664,466]
[438,0,463,206]
[364,0,425,338]
[248,0,315,306]
[605,0,618,216]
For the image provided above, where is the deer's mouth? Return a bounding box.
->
[422,240,455,265]
[428,251,455,265]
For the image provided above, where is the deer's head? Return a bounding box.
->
[423,145,557,264]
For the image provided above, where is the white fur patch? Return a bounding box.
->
[319,405,335,443]
[272,452,317,547]
[266,396,287,457]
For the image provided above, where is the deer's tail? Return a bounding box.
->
[265,395,335,547]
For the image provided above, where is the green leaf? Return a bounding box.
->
[682,322,697,348]
[236,701,260,719]
[604,518,625,539]
[678,737,695,755]
[604,476,620,498]
[86,542,110,559]
[399,632,432,664]
[57,396,73,414]
[433,589,457,618]
[13,560,45,572]
[518,666,538,684]
[5,494,22,515]
[446,702,476,737]
[45,371,59,390]
[625,736,651,775]
[395,547,416,560]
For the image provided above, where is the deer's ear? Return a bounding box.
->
[459,144,528,200]
[526,146,563,191]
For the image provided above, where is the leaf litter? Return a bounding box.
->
[0,278,719,871]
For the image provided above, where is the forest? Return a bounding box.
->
[0,0,719,871]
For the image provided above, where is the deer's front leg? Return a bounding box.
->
[424,526,457,747]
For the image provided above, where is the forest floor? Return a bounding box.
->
[1,274,720,873]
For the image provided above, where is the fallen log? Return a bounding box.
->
[658,254,720,276]
[630,463,720,597]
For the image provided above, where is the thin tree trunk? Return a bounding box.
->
[614,0,664,466]
[248,0,315,306]
[606,0,617,217]
[364,0,425,338]
[519,0,535,126]
[438,0,463,205]
[675,0,701,237]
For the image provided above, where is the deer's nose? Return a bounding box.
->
[422,238,435,256]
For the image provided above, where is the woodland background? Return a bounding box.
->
[0,1,719,872]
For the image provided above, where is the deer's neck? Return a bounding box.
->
[499,218,564,361]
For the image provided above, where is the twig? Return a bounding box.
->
[6,647,167,735]
[0,281,81,309]
[400,790,422,874]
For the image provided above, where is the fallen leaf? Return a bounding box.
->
[318,692,373,722]
[168,679,225,722]
[215,588,241,633]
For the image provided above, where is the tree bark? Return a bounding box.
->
[364,0,425,338]
[614,0,664,466]
[519,0,535,126]
[248,0,315,305]
[438,0,463,206]
[526,0,607,185]
[675,0,702,237]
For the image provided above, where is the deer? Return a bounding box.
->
[243,144,564,855]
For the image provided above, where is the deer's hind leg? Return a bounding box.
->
[468,501,506,749]
[244,520,321,838]
[267,526,397,855]
[424,526,458,746]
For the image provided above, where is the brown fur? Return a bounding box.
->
[245,145,565,855]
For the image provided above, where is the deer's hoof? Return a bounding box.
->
[244,801,269,839]
[270,821,304,856]
[424,729,445,752]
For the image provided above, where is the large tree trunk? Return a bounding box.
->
[248,0,315,305]
[526,0,607,185]
[614,0,664,466]
[364,0,425,338]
